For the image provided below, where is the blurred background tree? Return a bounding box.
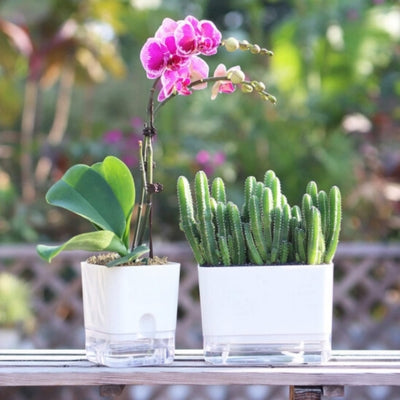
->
[0,0,399,245]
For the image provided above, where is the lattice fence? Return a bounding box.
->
[0,242,399,400]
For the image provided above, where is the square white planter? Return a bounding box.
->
[81,261,180,367]
[198,263,334,365]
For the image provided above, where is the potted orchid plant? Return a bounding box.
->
[37,15,275,367]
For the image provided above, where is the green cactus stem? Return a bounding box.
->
[318,190,329,238]
[280,204,291,246]
[280,241,290,264]
[244,223,263,265]
[306,181,319,207]
[302,193,313,232]
[291,205,302,221]
[217,235,231,265]
[263,170,276,188]
[249,195,267,261]
[242,176,257,220]
[324,186,342,263]
[270,207,282,263]
[254,181,264,203]
[195,171,219,265]
[215,201,228,239]
[227,201,246,265]
[177,170,341,267]
[307,206,322,265]
[177,176,205,265]
[294,227,307,263]
[262,187,273,254]
[271,176,281,209]
[211,177,227,204]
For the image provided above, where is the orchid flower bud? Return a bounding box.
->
[251,81,266,92]
[261,48,274,56]
[241,83,253,93]
[227,69,245,84]
[259,92,277,104]
[239,40,250,50]
[267,94,277,104]
[250,44,261,54]
[223,37,240,52]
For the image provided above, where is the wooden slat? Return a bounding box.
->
[1,350,400,387]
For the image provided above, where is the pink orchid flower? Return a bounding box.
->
[140,15,222,101]
[140,38,170,79]
[188,56,209,90]
[175,15,221,57]
[189,16,222,56]
[211,64,240,100]
[158,56,209,102]
[159,67,191,102]
[155,18,178,40]
[174,19,197,56]
[155,18,180,57]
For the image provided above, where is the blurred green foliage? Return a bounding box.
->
[0,0,399,244]
[0,272,34,330]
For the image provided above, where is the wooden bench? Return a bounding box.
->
[1,350,400,399]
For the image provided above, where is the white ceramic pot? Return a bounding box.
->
[198,263,334,365]
[81,261,180,367]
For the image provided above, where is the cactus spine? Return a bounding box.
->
[177,170,341,266]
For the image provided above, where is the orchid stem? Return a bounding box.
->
[132,79,159,255]
[132,141,146,249]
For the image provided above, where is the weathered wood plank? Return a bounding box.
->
[1,350,400,387]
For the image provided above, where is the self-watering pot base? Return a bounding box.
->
[203,334,331,365]
[85,329,175,367]
[81,262,180,368]
[198,264,334,366]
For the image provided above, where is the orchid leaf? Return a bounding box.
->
[45,163,126,238]
[92,156,135,246]
[106,244,150,267]
[37,231,127,263]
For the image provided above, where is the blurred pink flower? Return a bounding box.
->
[214,151,226,166]
[102,119,145,167]
[196,150,226,175]
[196,150,211,164]
[103,130,123,144]
[121,155,137,168]
[131,117,144,130]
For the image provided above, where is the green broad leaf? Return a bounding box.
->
[92,156,135,220]
[92,156,135,246]
[106,244,150,267]
[37,231,128,263]
[45,164,126,238]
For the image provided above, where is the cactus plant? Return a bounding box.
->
[177,170,341,266]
